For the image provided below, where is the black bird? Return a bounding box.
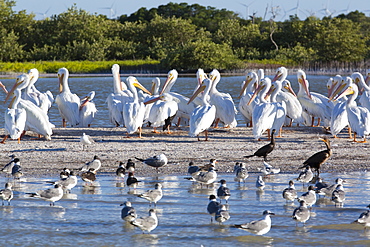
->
[244,129,276,161]
[299,137,332,176]
[126,172,141,190]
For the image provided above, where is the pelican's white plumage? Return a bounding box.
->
[334,77,370,142]
[208,69,237,128]
[352,72,370,112]
[26,68,54,113]
[79,91,97,127]
[55,67,80,127]
[188,78,216,141]
[239,71,258,125]
[297,69,334,127]
[122,76,151,137]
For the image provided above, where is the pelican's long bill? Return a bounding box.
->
[187,83,206,105]
[239,76,253,98]
[247,82,265,105]
[4,76,26,103]
[133,82,152,96]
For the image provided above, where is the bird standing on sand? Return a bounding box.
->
[135,154,168,172]
[207,195,221,223]
[0,183,13,205]
[131,209,158,233]
[1,155,16,177]
[235,210,275,235]
[244,129,276,161]
[138,183,163,207]
[80,133,94,151]
[299,137,332,176]
[11,158,23,180]
[120,201,137,222]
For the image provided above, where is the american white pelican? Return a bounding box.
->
[208,69,237,128]
[247,78,281,140]
[55,67,80,127]
[144,93,178,133]
[106,64,132,127]
[1,85,26,144]
[122,76,151,138]
[26,68,54,113]
[142,77,160,125]
[328,75,351,138]
[192,68,208,106]
[297,69,334,127]
[161,69,196,126]
[238,71,258,126]
[79,91,97,127]
[351,72,370,111]
[333,77,370,142]
[187,78,216,141]
[4,74,53,140]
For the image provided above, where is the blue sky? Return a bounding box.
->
[13,0,370,21]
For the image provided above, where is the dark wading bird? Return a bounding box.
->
[244,129,276,161]
[299,136,332,176]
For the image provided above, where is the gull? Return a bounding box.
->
[187,161,200,176]
[125,159,135,173]
[298,185,317,208]
[126,172,141,190]
[0,183,13,206]
[116,162,126,179]
[47,171,78,193]
[80,155,101,172]
[80,168,97,185]
[11,158,23,180]
[193,166,218,187]
[282,180,297,203]
[28,184,64,206]
[258,161,281,176]
[131,209,158,233]
[138,183,163,207]
[353,204,370,229]
[207,194,221,223]
[120,201,137,222]
[234,162,248,183]
[331,183,345,207]
[292,200,310,226]
[217,179,231,204]
[1,154,16,176]
[256,175,265,190]
[314,177,329,197]
[59,168,70,179]
[235,210,275,235]
[316,178,344,197]
[135,154,168,172]
[296,166,313,187]
[215,204,230,224]
[80,133,94,151]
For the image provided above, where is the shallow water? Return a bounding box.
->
[0,73,330,128]
[1,172,370,246]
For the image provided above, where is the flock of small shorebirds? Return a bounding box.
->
[1,145,370,236]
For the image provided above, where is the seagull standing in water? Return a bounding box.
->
[116,162,126,179]
[353,204,370,229]
[217,179,231,204]
[47,171,78,193]
[207,195,221,223]
[282,180,297,203]
[235,210,275,235]
[80,155,101,172]
[120,201,137,222]
[131,209,158,234]
[256,175,265,190]
[138,183,163,207]
[298,185,317,208]
[0,183,13,205]
[292,200,310,226]
[126,172,141,190]
[215,204,230,224]
[234,163,248,183]
[28,184,64,206]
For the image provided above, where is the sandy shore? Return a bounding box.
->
[0,126,369,177]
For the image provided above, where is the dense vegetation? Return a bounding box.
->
[1,0,369,72]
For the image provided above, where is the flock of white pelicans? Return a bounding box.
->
[1,64,370,143]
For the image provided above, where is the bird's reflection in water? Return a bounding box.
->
[115,182,125,188]
[131,233,159,245]
[0,206,13,215]
[188,183,215,195]
[256,189,265,201]
[82,184,101,194]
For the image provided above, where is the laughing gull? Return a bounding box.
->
[131,209,158,233]
[59,168,71,179]
[1,155,16,176]
[116,162,126,179]
[234,163,249,183]
[125,159,136,173]
[187,161,199,176]
[292,200,310,226]
[135,154,168,172]
[314,177,329,197]
[331,183,345,207]
[207,195,221,223]
[282,180,297,202]
[0,183,13,206]
[126,172,141,190]
[217,179,231,204]
[80,168,97,185]
[256,175,265,190]
[193,166,218,187]
[138,183,163,207]
[120,201,137,222]
[80,155,101,172]
[11,158,23,180]
[28,184,64,206]
[235,210,275,235]
[353,204,370,229]
[215,204,230,224]
[298,185,317,208]
[316,178,344,197]
[258,161,280,176]
[296,166,314,187]
[48,171,78,193]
